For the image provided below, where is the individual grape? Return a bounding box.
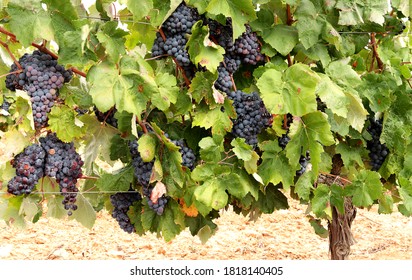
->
[233,25,265,65]
[171,139,196,170]
[227,91,272,146]
[142,185,168,216]
[5,50,72,128]
[7,144,46,195]
[366,119,389,171]
[129,139,154,187]
[94,106,118,128]
[40,133,83,216]
[110,189,142,233]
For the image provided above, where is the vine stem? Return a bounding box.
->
[0,39,22,69]
[79,175,99,180]
[369,32,384,72]
[136,116,149,134]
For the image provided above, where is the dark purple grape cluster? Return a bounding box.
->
[296,151,311,176]
[233,26,265,65]
[94,106,118,128]
[162,3,200,36]
[227,91,272,146]
[278,134,290,149]
[40,133,83,216]
[110,189,142,233]
[128,139,154,187]
[214,66,233,93]
[129,138,170,215]
[208,19,234,51]
[366,119,389,171]
[7,144,46,195]
[151,33,166,58]
[171,139,196,170]
[151,2,199,77]
[142,185,168,215]
[5,50,72,128]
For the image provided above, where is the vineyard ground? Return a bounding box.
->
[1,196,412,260]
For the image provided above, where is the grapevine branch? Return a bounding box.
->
[0,27,86,78]
[370,32,384,72]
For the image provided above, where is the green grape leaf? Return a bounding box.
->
[185,215,218,244]
[311,184,330,217]
[336,142,365,168]
[96,166,134,192]
[7,3,54,46]
[96,21,128,63]
[109,134,130,162]
[258,140,295,188]
[0,128,31,166]
[194,178,229,211]
[344,170,383,207]
[294,172,313,201]
[256,64,320,116]
[189,71,217,104]
[262,25,299,56]
[344,90,368,132]
[336,0,390,25]
[153,73,179,111]
[58,29,95,67]
[87,58,150,116]
[0,196,26,228]
[69,193,96,229]
[192,100,234,135]
[294,0,324,49]
[286,112,335,176]
[316,74,349,118]
[231,138,259,174]
[48,105,86,142]
[330,184,345,214]
[187,21,225,73]
[138,133,157,162]
[357,73,395,113]
[253,186,289,214]
[141,199,185,242]
[309,217,328,238]
[398,177,412,213]
[121,0,153,20]
[199,136,223,163]
[326,59,361,88]
[206,0,257,40]
[79,114,118,173]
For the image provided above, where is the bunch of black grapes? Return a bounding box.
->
[151,2,200,78]
[5,50,72,128]
[40,133,83,216]
[366,119,389,171]
[227,90,272,146]
[110,189,142,233]
[7,144,46,195]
